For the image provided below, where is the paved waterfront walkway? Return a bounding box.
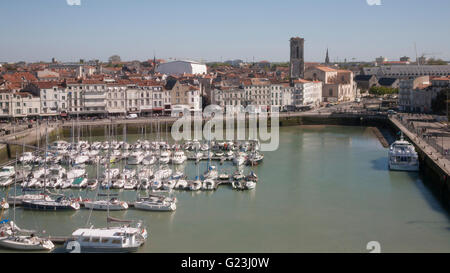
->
[390,115,450,177]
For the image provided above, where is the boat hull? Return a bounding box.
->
[64,241,140,253]
[22,201,79,211]
[0,237,54,251]
[134,202,176,211]
[389,163,419,172]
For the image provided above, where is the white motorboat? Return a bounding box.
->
[189,179,202,191]
[0,235,55,251]
[128,152,144,165]
[162,179,177,190]
[159,156,170,164]
[194,152,203,160]
[171,150,187,164]
[247,151,264,165]
[134,197,176,212]
[103,168,120,180]
[7,193,49,206]
[84,198,128,211]
[139,178,151,190]
[66,166,86,180]
[142,155,156,165]
[245,181,256,190]
[65,224,146,253]
[19,152,34,163]
[23,178,39,188]
[32,167,46,179]
[388,134,419,171]
[123,179,138,190]
[200,144,209,151]
[171,171,184,180]
[218,173,230,180]
[61,179,73,189]
[74,154,90,165]
[154,168,172,180]
[49,165,66,179]
[204,165,218,180]
[0,177,13,187]
[87,179,98,190]
[0,166,15,178]
[112,179,125,189]
[72,177,88,188]
[175,179,188,190]
[233,152,247,166]
[151,180,162,191]
[121,168,136,180]
[202,179,215,190]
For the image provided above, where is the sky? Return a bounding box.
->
[0,0,449,63]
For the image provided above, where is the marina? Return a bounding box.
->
[1,125,450,252]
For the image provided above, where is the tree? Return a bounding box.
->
[108,55,121,63]
[427,58,448,65]
[369,86,399,96]
[431,89,450,116]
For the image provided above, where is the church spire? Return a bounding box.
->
[325,48,330,64]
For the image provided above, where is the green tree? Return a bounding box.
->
[369,86,399,96]
[108,55,121,63]
[427,58,448,65]
[431,89,450,116]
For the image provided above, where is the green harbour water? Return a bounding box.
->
[1,125,450,253]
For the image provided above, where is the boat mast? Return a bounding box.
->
[43,122,48,198]
[13,150,18,234]
[107,118,112,228]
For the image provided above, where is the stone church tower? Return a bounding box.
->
[289,37,305,84]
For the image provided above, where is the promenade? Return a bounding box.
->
[390,114,450,177]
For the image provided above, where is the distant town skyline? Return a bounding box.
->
[0,0,449,63]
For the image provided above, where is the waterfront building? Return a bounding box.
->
[270,82,293,111]
[363,65,450,79]
[23,82,67,117]
[156,60,207,75]
[243,78,272,112]
[354,75,378,92]
[292,79,323,107]
[168,81,201,113]
[8,92,40,118]
[305,66,357,102]
[0,91,12,118]
[398,76,435,112]
[106,83,127,116]
[212,86,246,113]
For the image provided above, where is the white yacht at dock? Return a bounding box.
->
[388,134,419,172]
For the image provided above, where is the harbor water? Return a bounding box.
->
[1,125,450,253]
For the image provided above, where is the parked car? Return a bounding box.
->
[127,114,138,119]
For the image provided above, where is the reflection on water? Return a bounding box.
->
[1,125,450,253]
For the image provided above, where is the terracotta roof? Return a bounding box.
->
[35,81,63,89]
[315,66,337,72]
[293,79,311,83]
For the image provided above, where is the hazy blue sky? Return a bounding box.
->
[0,0,449,63]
